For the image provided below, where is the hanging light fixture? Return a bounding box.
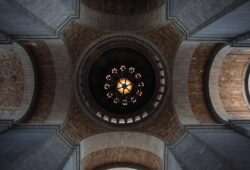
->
[117,78,133,94]
[104,65,144,106]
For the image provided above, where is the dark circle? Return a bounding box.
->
[76,35,169,127]
[88,48,156,114]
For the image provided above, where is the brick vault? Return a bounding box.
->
[0,0,250,170]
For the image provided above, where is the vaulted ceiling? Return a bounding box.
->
[0,0,250,170]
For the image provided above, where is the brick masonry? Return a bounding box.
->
[136,22,185,142]
[63,21,106,66]
[0,47,24,118]
[23,41,56,123]
[219,48,250,119]
[188,43,218,123]
[62,21,185,143]
[81,147,162,170]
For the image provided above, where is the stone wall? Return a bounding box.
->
[193,1,250,39]
[79,0,166,31]
[219,48,250,119]
[0,126,77,170]
[0,47,24,118]
[0,43,35,122]
[169,0,249,40]
[170,126,250,170]
[82,147,162,170]
[0,0,78,38]
[188,43,218,123]
[80,132,164,169]
[23,41,56,123]
[22,39,72,125]
[169,0,238,31]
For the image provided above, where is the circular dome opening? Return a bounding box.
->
[77,35,169,126]
[88,48,156,114]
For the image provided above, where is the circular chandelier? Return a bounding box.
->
[104,65,144,106]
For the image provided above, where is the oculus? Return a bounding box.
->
[77,35,169,127]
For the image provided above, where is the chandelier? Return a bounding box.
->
[104,65,144,106]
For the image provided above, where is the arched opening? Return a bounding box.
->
[0,42,35,123]
[19,39,72,125]
[206,45,250,122]
[79,132,165,170]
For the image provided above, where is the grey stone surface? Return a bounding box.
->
[169,0,249,40]
[208,45,231,121]
[173,41,200,125]
[0,0,78,38]
[0,120,13,132]
[194,128,250,170]
[194,1,250,40]
[0,126,77,170]
[0,43,35,122]
[171,126,250,170]
[169,0,237,30]
[79,1,167,31]
[230,120,250,136]
[43,39,72,125]
[0,33,11,44]
[166,149,182,170]
[80,132,165,160]
[63,150,79,170]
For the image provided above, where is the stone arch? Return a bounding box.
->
[174,41,221,125]
[0,42,35,123]
[21,39,72,125]
[79,132,165,170]
[173,41,201,125]
[43,39,72,125]
[206,45,250,122]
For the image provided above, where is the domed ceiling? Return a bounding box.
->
[76,35,168,126]
[1,0,250,169]
[61,22,184,142]
[1,0,249,144]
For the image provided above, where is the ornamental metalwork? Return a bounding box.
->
[104,65,144,106]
